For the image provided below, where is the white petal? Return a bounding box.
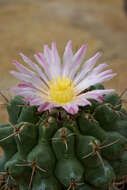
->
[63,103,79,115]
[75,71,116,95]
[90,63,108,75]
[49,42,61,78]
[62,40,73,77]
[43,45,51,65]
[20,53,49,84]
[69,45,87,79]
[34,53,51,79]
[38,102,55,112]
[78,89,115,102]
[74,52,102,85]
[9,70,48,91]
[13,60,35,75]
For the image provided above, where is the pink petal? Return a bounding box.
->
[23,96,46,106]
[74,52,102,85]
[23,97,33,102]
[38,102,55,112]
[8,85,48,97]
[34,53,51,79]
[91,63,108,75]
[79,89,115,102]
[75,69,116,95]
[18,83,35,88]
[97,69,113,78]
[29,97,44,106]
[62,40,73,77]
[63,103,79,115]
[75,98,91,106]
[78,93,104,103]
[9,70,31,81]
[18,82,47,95]
[23,96,44,106]
[43,45,52,65]
[87,94,104,102]
[50,42,61,78]
[52,42,61,66]
[20,53,41,71]
[70,45,87,79]
[20,53,49,84]
[13,60,35,75]
[38,103,49,112]
[98,73,117,83]
[8,87,36,95]
[9,70,48,90]
[90,89,115,95]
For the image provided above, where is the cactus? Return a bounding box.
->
[0,41,126,189]
[0,84,127,190]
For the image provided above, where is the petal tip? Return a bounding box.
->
[19,52,24,56]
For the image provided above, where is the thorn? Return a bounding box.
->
[16,160,47,173]
[64,139,68,151]
[28,166,36,190]
[9,175,15,182]
[19,122,30,130]
[92,140,99,146]
[67,133,75,138]
[100,139,120,150]
[119,88,127,98]
[122,99,127,104]
[67,184,72,190]
[9,122,16,130]
[16,164,29,167]
[115,109,126,118]
[36,165,47,173]
[16,160,47,190]
[82,151,94,159]
[17,134,21,142]
[52,132,74,151]
[0,132,16,142]
[118,110,127,119]
[52,137,60,142]
[22,159,28,162]
[0,171,13,190]
[76,182,84,186]
[52,133,75,151]
[114,103,122,109]
[0,122,30,142]
[96,151,105,172]
[17,104,27,108]
[67,179,78,190]
[82,138,119,172]
[0,91,9,103]
[6,175,9,186]
[101,137,109,146]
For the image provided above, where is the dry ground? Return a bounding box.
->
[0,0,127,123]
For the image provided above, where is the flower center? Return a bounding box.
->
[49,77,75,104]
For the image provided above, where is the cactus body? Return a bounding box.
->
[0,85,127,190]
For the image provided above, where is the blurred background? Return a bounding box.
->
[0,0,127,123]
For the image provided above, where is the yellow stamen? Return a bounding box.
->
[49,77,75,104]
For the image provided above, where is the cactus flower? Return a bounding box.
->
[9,41,116,114]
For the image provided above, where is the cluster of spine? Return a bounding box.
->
[0,84,127,190]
